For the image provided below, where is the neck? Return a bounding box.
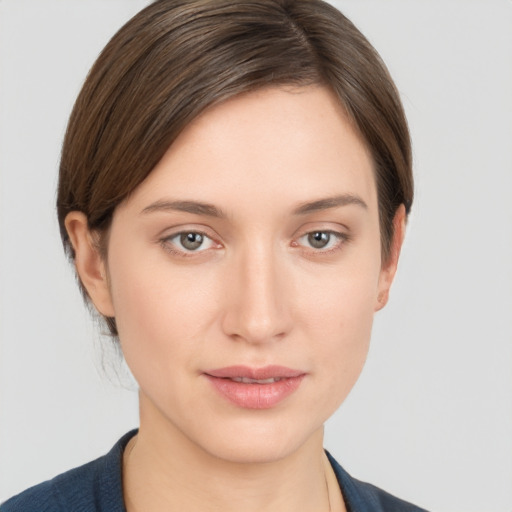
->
[123,395,345,512]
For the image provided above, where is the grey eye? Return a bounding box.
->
[164,230,216,255]
[307,231,331,249]
[180,232,205,250]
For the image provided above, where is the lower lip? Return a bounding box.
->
[205,375,305,409]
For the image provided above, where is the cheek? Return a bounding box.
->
[308,279,376,365]
[299,249,380,334]
[106,248,222,377]
[295,257,381,396]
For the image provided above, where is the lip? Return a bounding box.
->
[204,365,306,409]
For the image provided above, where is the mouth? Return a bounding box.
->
[229,376,284,384]
[205,365,304,380]
[204,365,306,409]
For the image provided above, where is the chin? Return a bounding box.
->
[184,414,325,465]
[212,437,296,464]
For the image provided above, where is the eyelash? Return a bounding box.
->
[160,230,219,257]
[293,230,350,255]
[159,229,350,258]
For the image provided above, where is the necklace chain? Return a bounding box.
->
[124,437,335,512]
[325,463,332,512]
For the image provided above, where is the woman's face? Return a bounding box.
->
[84,86,402,463]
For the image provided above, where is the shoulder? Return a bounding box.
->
[326,451,429,512]
[1,479,61,512]
[1,431,136,512]
[1,459,102,512]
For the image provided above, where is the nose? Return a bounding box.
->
[221,245,293,344]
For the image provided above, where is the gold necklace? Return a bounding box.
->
[324,452,346,512]
[124,437,337,512]
[324,455,333,512]
[325,469,332,511]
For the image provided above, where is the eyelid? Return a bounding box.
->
[291,225,351,255]
[158,225,223,256]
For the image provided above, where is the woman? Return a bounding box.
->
[2,0,427,510]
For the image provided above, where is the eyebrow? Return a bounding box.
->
[141,200,226,218]
[292,194,368,215]
[141,194,367,218]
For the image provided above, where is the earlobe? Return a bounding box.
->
[64,212,115,317]
[375,205,406,312]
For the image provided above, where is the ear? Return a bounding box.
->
[65,212,115,318]
[375,204,406,312]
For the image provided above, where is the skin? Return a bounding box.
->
[66,85,405,512]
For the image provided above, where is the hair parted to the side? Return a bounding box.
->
[57,0,413,337]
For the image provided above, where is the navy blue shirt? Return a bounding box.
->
[2,431,428,511]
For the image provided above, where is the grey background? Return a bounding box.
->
[1,1,511,510]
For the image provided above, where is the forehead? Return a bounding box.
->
[118,85,377,216]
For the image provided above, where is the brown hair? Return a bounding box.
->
[57,0,413,336]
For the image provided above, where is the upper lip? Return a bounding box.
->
[205,365,305,380]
